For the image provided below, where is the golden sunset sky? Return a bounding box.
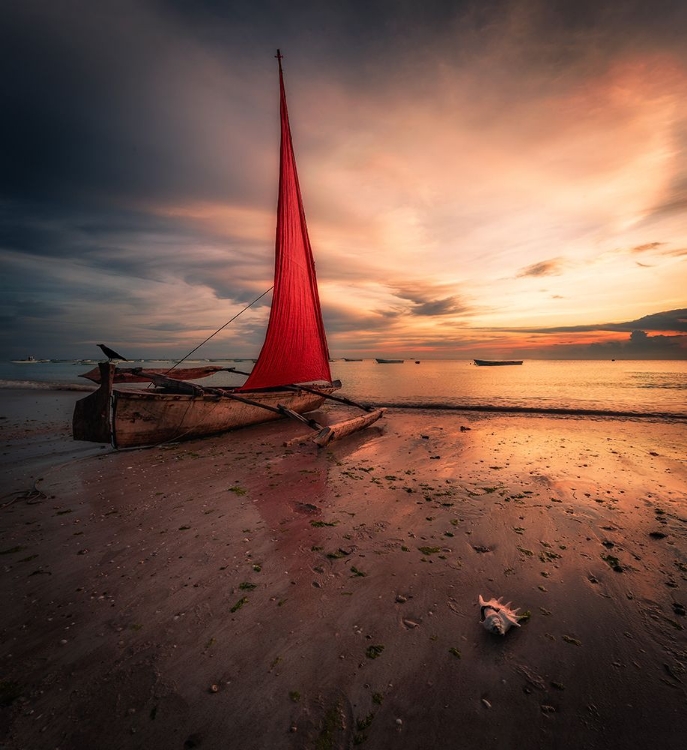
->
[1,0,686,359]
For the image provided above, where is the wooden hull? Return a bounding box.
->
[110,387,335,448]
[474,359,523,366]
[73,364,352,449]
[73,364,339,448]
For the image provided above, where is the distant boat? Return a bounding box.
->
[343,358,363,361]
[474,359,523,366]
[376,358,404,364]
[12,355,37,363]
[72,52,385,449]
[11,356,49,363]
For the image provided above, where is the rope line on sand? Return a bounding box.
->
[0,483,47,508]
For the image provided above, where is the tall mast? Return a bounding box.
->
[239,51,332,390]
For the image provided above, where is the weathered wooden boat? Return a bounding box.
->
[473,359,523,366]
[73,51,385,450]
[375,358,404,363]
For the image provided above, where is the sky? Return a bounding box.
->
[1,0,687,361]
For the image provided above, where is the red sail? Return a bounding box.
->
[240,54,332,391]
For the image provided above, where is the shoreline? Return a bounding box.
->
[1,392,686,749]
[363,401,687,421]
[1,380,686,417]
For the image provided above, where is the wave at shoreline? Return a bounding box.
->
[376,401,687,421]
[0,379,95,392]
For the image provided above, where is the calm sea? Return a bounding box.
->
[1,359,685,418]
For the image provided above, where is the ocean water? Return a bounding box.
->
[1,359,685,418]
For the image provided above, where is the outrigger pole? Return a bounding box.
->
[139,369,385,448]
[225,367,376,412]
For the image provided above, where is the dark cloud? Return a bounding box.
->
[0,2,277,209]
[322,303,396,334]
[628,242,687,261]
[632,242,664,253]
[590,330,687,358]
[500,308,687,334]
[523,331,687,360]
[391,285,471,317]
[618,310,687,333]
[411,298,465,316]
[516,258,565,278]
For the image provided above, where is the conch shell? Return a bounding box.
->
[479,595,522,635]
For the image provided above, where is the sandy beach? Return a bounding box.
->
[1,390,686,749]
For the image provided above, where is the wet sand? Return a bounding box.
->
[1,391,686,749]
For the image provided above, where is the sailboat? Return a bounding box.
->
[73,51,385,450]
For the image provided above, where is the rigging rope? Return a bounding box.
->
[165,286,273,373]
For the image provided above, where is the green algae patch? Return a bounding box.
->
[562,634,582,646]
[366,644,385,659]
[315,702,346,750]
[230,596,248,613]
[356,713,375,731]
[601,553,624,572]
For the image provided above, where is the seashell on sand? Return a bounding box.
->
[479,595,522,635]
